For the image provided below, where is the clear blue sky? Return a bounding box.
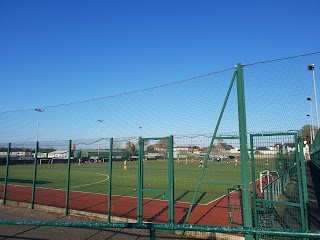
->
[0,1,320,142]
[1,0,319,111]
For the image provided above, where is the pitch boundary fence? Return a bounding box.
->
[1,55,320,239]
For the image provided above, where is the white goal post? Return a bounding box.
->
[259,170,280,193]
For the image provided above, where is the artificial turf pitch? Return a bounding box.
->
[0,159,270,205]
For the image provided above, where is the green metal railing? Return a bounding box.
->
[138,136,174,225]
[65,140,72,215]
[107,138,113,222]
[2,143,11,205]
[310,127,320,167]
[31,141,39,209]
[0,220,319,239]
[250,132,310,240]
[1,61,319,239]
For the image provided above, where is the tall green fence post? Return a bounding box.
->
[2,143,11,205]
[31,141,39,209]
[250,135,258,229]
[65,140,72,215]
[168,135,174,225]
[137,137,144,223]
[294,133,306,231]
[107,138,113,222]
[236,63,253,240]
[298,131,309,230]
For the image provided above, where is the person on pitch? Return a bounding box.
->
[124,160,127,170]
[198,159,203,168]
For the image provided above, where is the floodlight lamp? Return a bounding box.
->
[307,114,310,117]
[307,97,312,101]
[308,64,315,71]
[35,108,44,112]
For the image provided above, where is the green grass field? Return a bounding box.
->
[0,159,276,204]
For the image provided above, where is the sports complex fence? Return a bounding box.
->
[1,52,320,239]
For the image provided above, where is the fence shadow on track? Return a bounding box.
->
[178,192,207,224]
[0,178,52,185]
[119,194,163,219]
[147,191,190,222]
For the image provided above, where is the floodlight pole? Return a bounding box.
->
[309,64,319,129]
[307,98,315,142]
[35,108,44,142]
[307,114,312,144]
[138,126,143,139]
[307,115,313,144]
[98,119,104,159]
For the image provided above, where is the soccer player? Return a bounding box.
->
[124,160,127,171]
[198,159,203,168]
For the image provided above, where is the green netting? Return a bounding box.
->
[0,53,319,237]
[67,139,111,214]
[0,141,36,204]
[310,127,320,167]
[250,133,306,239]
[228,186,243,226]
[143,139,169,200]
[33,140,69,209]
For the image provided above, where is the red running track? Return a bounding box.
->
[0,184,242,226]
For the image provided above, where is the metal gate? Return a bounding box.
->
[250,132,309,239]
[137,136,174,224]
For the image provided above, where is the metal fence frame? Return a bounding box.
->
[1,63,319,239]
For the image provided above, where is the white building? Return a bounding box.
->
[0,148,33,159]
[48,150,68,159]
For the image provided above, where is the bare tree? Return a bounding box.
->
[302,124,318,145]
[126,141,138,156]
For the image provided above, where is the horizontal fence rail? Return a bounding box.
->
[0,221,320,239]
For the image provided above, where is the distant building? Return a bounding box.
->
[215,139,235,151]
[253,142,309,158]
[254,146,276,155]
[73,149,126,160]
[48,150,68,159]
[34,148,56,158]
[274,143,296,152]
[0,147,33,159]
[145,151,164,160]
[173,147,188,159]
